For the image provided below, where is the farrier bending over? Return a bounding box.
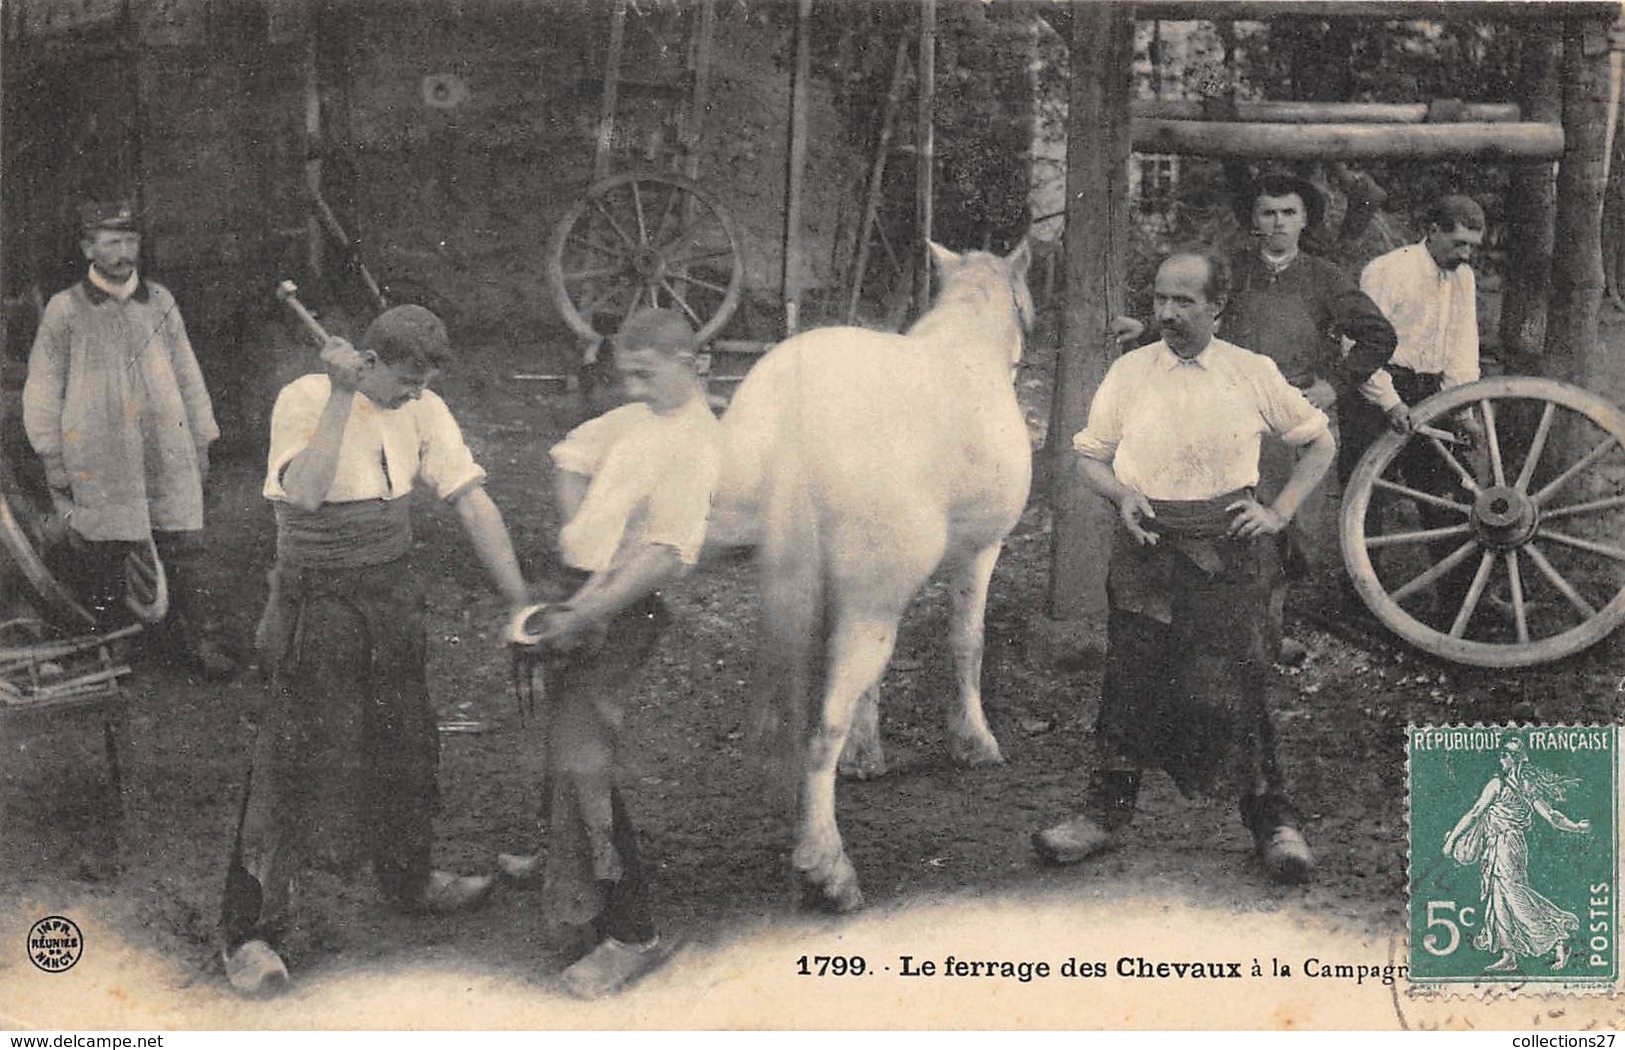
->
[1033,248,1335,885]
[502,308,721,1000]
[221,305,530,997]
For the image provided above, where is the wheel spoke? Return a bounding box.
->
[664,246,737,268]
[1533,435,1622,506]
[1542,493,1625,521]
[1514,401,1556,491]
[620,283,645,331]
[676,274,731,296]
[1480,399,1506,488]
[1504,550,1530,643]
[654,183,681,242]
[1524,541,1599,619]
[1447,550,1497,638]
[658,278,704,326]
[1371,477,1473,516]
[568,235,628,261]
[630,179,649,245]
[1391,538,1481,604]
[1423,432,1481,494]
[655,213,717,255]
[1536,527,1625,563]
[561,265,625,282]
[1365,522,1473,550]
[581,282,630,321]
[591,199,639,250]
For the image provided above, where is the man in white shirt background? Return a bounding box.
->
[1350,195,1488,615]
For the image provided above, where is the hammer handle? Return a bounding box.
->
[283,295,331,345]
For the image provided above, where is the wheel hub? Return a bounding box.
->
[1471,485,1538,551]
[630,247,666,281]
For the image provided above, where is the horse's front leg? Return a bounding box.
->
[794,615,898,913]
[946,544,1005,767]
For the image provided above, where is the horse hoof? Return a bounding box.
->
[838,752,888,780]
[949,731,1004,768]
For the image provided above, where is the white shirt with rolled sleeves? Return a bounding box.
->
[549,396,721,574]
[263,374,487,503]
[1357,242,1479,413]
[1072,338,1331,502]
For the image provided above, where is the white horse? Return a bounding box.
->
[712,240,1033,911]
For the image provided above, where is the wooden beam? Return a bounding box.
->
[781,0,812,336]
[1131,2,1618,21]
[1134,119,1564,159]
[591,0,628,182]
[1132,99,1521,123]
[916,0,936,316]
[1047,1,1132,622]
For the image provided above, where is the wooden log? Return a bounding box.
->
[1134,119,1565,159]
[1546,14,1613,371]
[1047,1,1133,622]
[1132,1,1618,20]
[1132,99,1522,123]
[916,0,936,316]
[1501,22,1563,363]
[781,0,813,336]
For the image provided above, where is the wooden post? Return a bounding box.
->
[847,32,910,324]
[915,0,936,315]
[782,0,813,336]
[1501,23,1563,365]
[592,0,628,182]
[1046,1,1132,623]
[681,0,717,186]
[1545,14,1613,375]
[303,26,323,284]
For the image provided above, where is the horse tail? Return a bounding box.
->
[746,397,824,802]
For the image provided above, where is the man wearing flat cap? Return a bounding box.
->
[1221,171,1397,660]
[22,200,234,677]
[220,304,533,996]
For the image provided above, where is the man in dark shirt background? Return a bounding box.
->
[1221,172,1396,660]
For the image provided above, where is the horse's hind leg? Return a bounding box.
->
[946,544,1005,767]
[794,615,900,913]
[837,685,885,780]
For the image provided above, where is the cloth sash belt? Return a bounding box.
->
[275,499,411,571]
[1108,489,1261,624]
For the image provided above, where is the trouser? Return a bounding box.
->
[1089,503,1298,846]
[1341,367,1474,611]
[537,574,668,940]
[221,560,437,949]
[1256,376,1340,642]
[59,529,216,642]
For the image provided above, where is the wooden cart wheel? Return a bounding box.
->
[546,172,744,347]
[0,491,95,631]
[1341,376,1625,668]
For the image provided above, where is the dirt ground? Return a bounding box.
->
[3,307,1624,1030]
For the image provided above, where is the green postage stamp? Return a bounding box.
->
[1409,724,1619,990]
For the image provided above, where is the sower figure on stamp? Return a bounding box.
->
[1032,248,1336,885]
[1443,739,1590,973]
[501,308,721,999]
[22,200,235,678]
[221,305,531,996]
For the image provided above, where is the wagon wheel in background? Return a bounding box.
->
[1341,377,1625,668]
[546,172,744,348]
[0,491,94,632]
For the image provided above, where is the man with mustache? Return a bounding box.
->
[1348,195,1488,616]
[1033,247,1335,885]
[22,200,234,678]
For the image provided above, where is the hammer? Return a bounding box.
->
[275,280,331,344]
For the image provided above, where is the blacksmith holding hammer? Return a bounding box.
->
[220,304,531,996]
[1033,247,1335,885]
